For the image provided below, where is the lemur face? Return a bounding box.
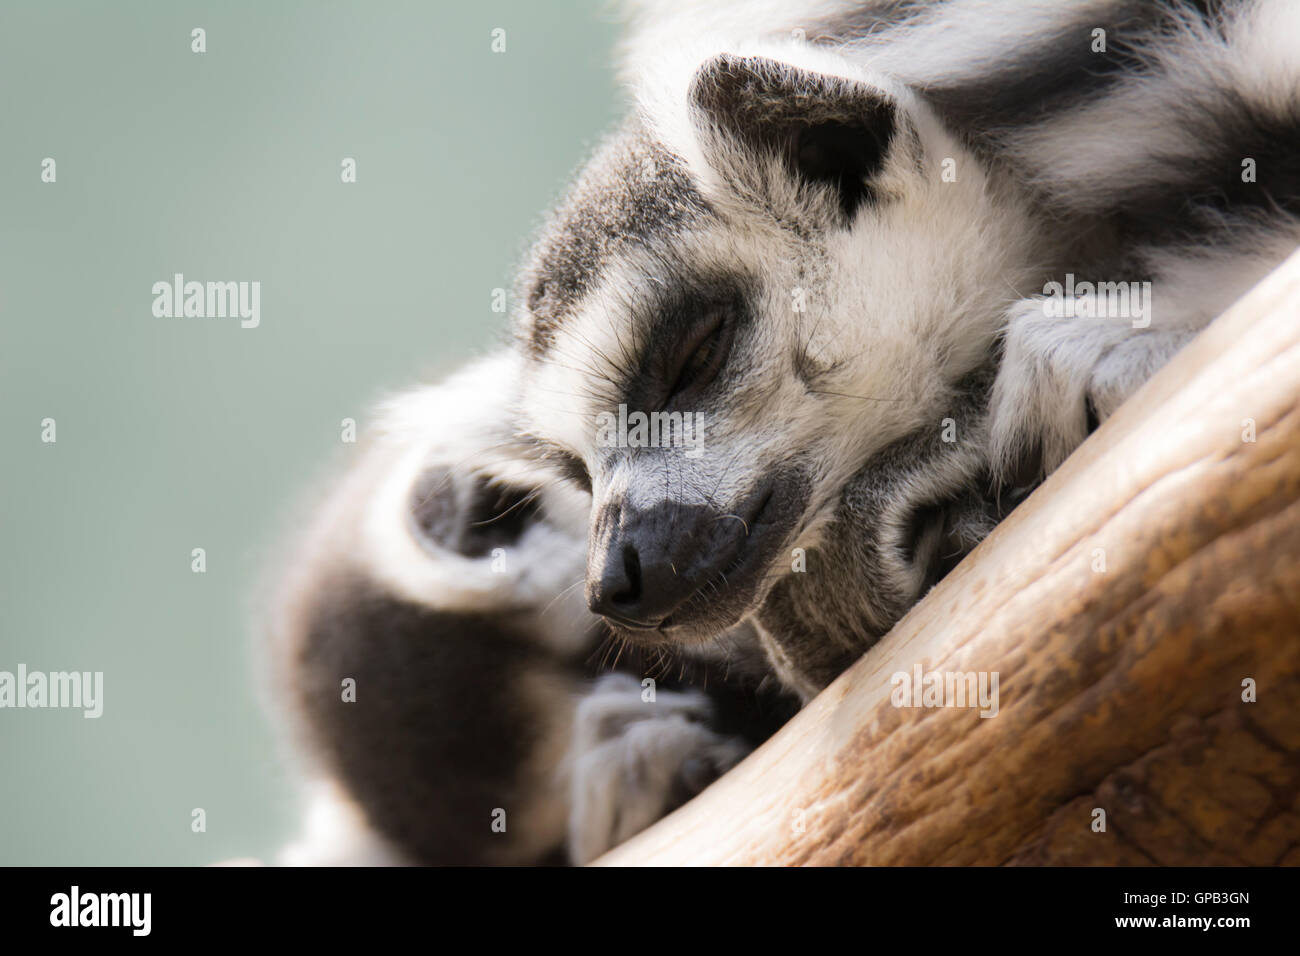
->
[516,50,1044,649]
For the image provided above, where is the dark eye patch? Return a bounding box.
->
[662,301,738,407]
[626,274,752,413]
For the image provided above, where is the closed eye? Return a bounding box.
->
[663,303,737,406]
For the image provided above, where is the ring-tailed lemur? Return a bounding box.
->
[515,0,1300,695]
[271,0,1300,863]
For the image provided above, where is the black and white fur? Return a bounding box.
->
[516,0,1300,695]
[271,0,1300,862]
[269,353,793,865]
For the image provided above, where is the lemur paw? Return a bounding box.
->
[567,674,748,864]
[988,296,1194,484]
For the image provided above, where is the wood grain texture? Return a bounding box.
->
[597,249,1300,866]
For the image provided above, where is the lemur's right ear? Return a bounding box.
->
[688,54,899,224]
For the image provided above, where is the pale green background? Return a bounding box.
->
[0,1,619,865]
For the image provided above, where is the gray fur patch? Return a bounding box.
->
[755,363,999,695]
[519,122,712,357]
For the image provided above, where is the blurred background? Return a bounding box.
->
[0,1,620,865]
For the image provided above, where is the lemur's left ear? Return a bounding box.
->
[689,54,898,223]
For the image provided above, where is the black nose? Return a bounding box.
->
[586,490,771,628]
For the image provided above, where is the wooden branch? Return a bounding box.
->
[597,249,1300,866]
